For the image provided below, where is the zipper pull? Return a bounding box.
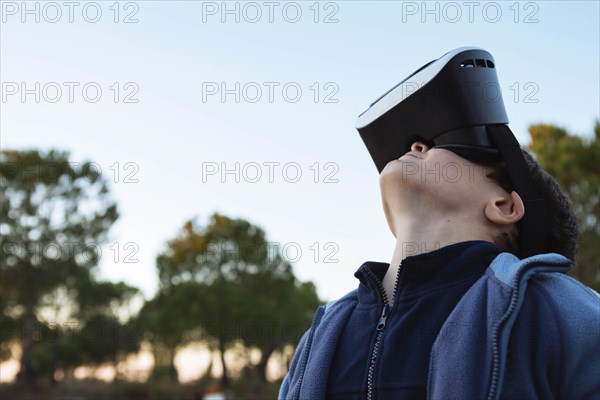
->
[376,304,389,331]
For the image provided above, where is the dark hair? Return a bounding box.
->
[484,149,579,260]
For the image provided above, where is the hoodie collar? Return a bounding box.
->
[354,240,503,305]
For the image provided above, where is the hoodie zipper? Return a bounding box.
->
[364,264,403,400]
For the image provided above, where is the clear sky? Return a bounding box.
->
[2,0,599,303]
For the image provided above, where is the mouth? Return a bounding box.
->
[399,152,422,160]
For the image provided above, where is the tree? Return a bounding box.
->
[73,278,142,379]
[0,149,118,383]
[235,259,321,382]
[136,283,195,382]
[527,120,600,290]
[152,212,321,386]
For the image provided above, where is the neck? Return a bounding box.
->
[382,211,490,305]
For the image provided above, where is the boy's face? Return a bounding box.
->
[379,140,514,224]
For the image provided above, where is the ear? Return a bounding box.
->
[484,191,525,226]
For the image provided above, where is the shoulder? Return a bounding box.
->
[528,272,600,330]
[491,251,600,317]
[488,252,572,286]
[323,288,359,315]
[533,270,600,301]
[515,251,600,314]
[527,271,600,397]
[513,271,600,340]
[479,251,600,343]
[514,259,600,373]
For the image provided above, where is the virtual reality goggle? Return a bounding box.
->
[355,46,549,258]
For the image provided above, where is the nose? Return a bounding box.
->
[410,141,430,153]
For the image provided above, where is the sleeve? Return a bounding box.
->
[553,277,600,399]
[278,327,311,400]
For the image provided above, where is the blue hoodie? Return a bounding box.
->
[278,246,600,400]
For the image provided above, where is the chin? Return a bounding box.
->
[381,159,417,183]
[379,161,408,196]
[380,159,403,176]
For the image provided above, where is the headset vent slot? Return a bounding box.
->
[460,59,496,68]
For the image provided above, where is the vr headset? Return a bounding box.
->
[355,46,549,258]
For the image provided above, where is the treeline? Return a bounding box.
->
[0,150,320,391]
[0,120,598,394]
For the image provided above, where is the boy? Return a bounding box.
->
[278,47,600,400]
